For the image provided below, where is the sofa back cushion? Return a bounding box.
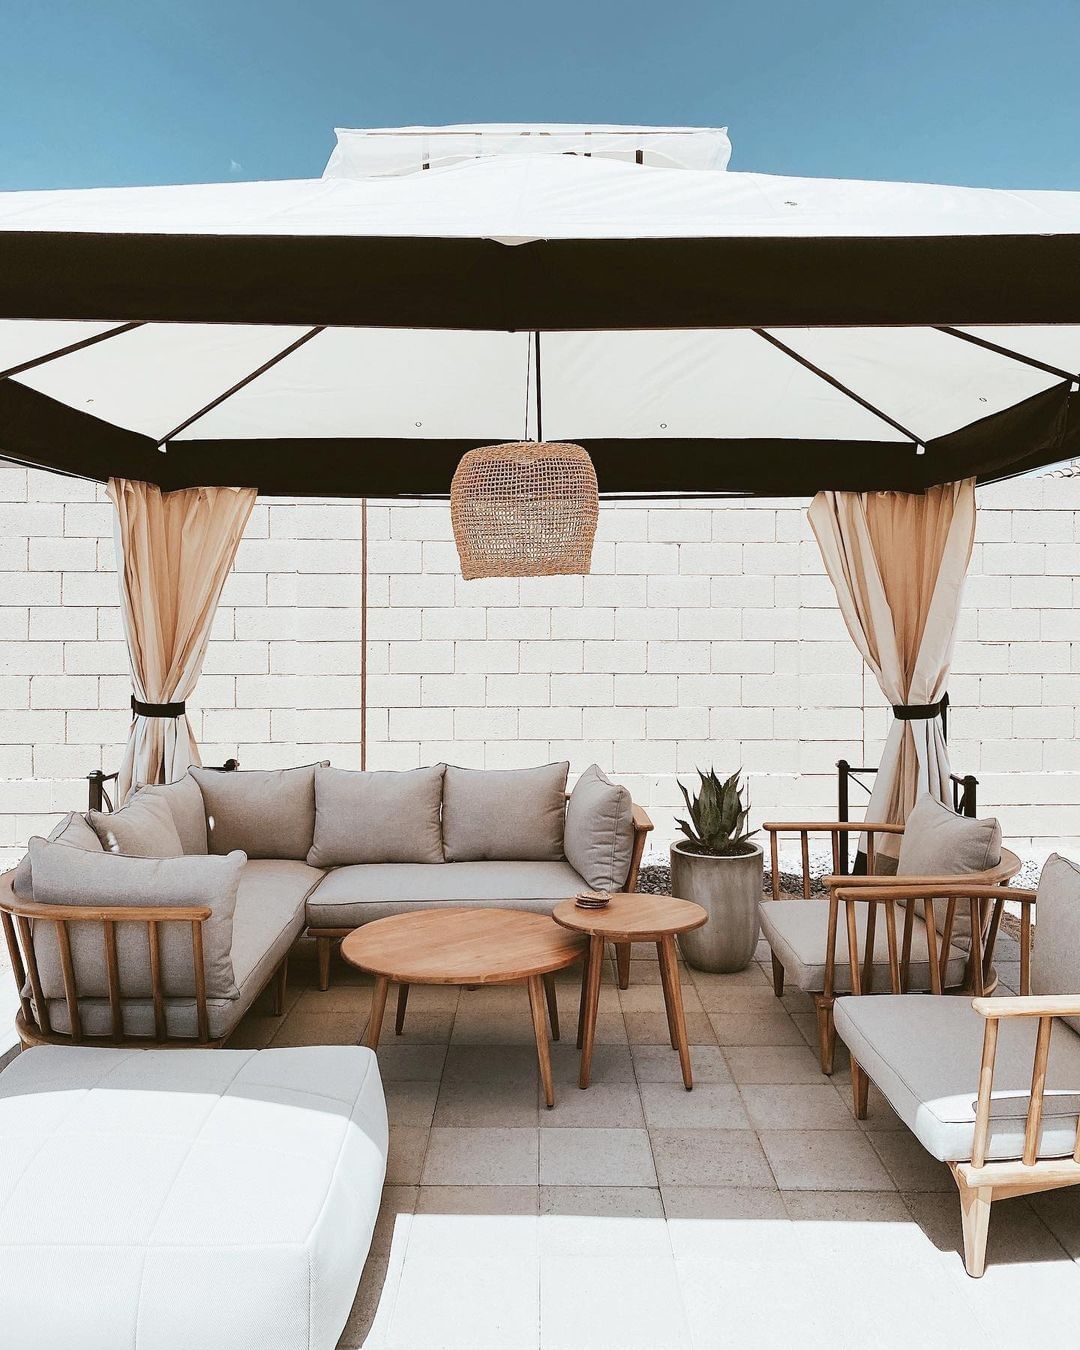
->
[897,793,1002,940]
[12,811,102,904]
[89,793,184,858]
[190,763,327,860]
[135,774,208,854]
[563,764,634,892]
[442,762,569,863]
[27,837,244,1001]
[308,765,444,867]
[1031,854,1080,1037]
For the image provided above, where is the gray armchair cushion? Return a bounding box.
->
[759,898,970,994]
[1031,854,1080,1037]
[308,765,444,867]
[897,793,1002,940]
[27,838,245,1001]
[442,762,569,862]
[135,774,208,854]
[191,762,327,860]
[563,764,634,892]
[89,793,184,857]
[835,993,1080,1162]
[11,811,102,903]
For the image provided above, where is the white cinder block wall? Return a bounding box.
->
[0,463,1076,858]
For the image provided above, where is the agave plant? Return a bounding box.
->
[676,768,757,856]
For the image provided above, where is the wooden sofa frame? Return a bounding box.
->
[762,820,1021,1072]
[307,800,654,992]
[0,869,288,1049]
[837,883,1080,1277]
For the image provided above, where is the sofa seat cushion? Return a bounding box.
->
[306,859,588,929]
[0,1044,387,1350]
[41,859,321,1042]
[835,994,1080,1162]
[760,898,970,994]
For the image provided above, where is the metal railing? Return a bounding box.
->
[835,758,978,875]
[88,760,239,812]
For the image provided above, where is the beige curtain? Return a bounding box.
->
[807,479,977,863]
[107,478,256,803]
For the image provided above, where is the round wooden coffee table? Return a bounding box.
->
[341,908,586,1107]
[553,892,707,1091]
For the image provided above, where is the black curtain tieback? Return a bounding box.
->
[131,695,186,718]
[892,692,949,740]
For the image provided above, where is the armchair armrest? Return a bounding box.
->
[969,988,1080,1169]
[624,801,653,893]
[973,994,1080,1020]
[763,820,904,900]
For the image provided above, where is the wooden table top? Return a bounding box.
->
[340,908,587,985]
[552,892,708,942]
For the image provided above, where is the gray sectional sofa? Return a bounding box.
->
[0,760,651,1048]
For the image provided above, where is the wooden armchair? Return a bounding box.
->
[834,876,1080,1277]
[761,818,1020,1071]
[0,868,286,1048]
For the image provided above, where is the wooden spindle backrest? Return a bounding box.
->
[0,872,214,1047]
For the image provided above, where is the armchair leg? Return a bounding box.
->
[953,1167,992,1278]
[851,1056,869,1120]
[615,943,631,990]
[771,953,785,997]
[814,994,836,1075]
[317,937,332,992]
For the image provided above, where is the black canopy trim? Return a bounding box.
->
[3,231,1080,330]
[0,376,1074,497]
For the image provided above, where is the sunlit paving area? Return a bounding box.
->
[220,930,1079,1350]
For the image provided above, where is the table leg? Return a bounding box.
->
[542,972,560,1041]
[395,983,409,1036]
[528,974,555,1108]
[577,954,589,1049]
[615,942,631,990]
[656,941,679,1050]
[578,934,605,1090]
[659,934,693,1090]
[363,975,389,1050]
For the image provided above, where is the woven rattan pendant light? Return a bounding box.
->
[451,334,599,580]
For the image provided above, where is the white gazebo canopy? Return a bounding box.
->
[0,123,1077,496]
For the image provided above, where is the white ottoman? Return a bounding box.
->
[0,1044,388,1350]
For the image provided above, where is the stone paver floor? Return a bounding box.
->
[231,930,1080,1350]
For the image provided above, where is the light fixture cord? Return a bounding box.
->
[535,331,543,442]
[523,335,532,441]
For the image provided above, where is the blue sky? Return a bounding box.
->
[2,0,1078,191]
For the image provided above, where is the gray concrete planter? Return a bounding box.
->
[669,840,763,973]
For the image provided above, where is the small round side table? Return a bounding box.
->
[552,892,707,1091]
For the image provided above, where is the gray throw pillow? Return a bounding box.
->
[442,762,569,862]
[191,762,328,860]
[1031,854,1080,1037]
[89,793,184,857]
[135,773,208,854]
[563,764,634,892]
[308,765,444,867]
[898,793,1002,941]
[27,837,244,1001]
[11,811,102,904]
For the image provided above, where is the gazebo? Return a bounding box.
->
[0,123,1078,832]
